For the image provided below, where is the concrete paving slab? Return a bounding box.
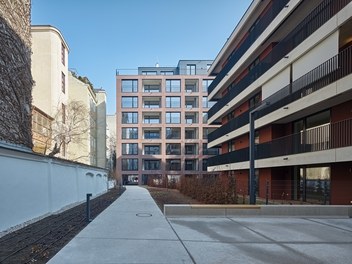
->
[48,187,352,264]
[48,186,193,264]
[50,238,193,264]
[169,218,269,243]
[182,241,315,264]
[308,218,352,232]
[230,217,352,243]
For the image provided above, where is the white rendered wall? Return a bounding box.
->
[293,31,338,81]
[0,146,108,233]
[262,67,290,100]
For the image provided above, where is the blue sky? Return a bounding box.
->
[31,0,251,114]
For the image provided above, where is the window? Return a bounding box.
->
[249,92,261,109]
[161,71,174,75]
[202,97,208,108]
[61,43,65,65]
[228,139,235,152]
[185,97,198,108]
[142,71,157,75]
[166,112,180,124]
[202,79,213,92]
[185,128,198,139]
[202,127,216,139]
[166,79,181,92]
[166,143,181,155]
[144,129,160,139]
[166,127,181,139]
[202,112,208,124]
[61,72,65,93]
[185,80,198,92]
[143,159,161,170]
[185,159,198,170]
[166,97,181,108]
[185,112,198,124]
[166,159,181,171]
[122,158,138,171]
[143,99,160,108]
[185,144,198,155]
[203,143,220,155]
[122,143,138,155]
[122,128,138,139]
[186,64,196,75]
[122,80,138,93]
[143,114,160,124]
[202,97,216,108]
[61,103,66,124]
[144,145,160,155]
[122,112,138,124]
[207,64,211,71]
[122,97,138,108]
[143,80,161,93]
[202,159,208,171]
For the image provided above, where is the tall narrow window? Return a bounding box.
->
[122,80,138,93]
[61,43,65,65]
[61,72,65,93]
[61,103,66,124]
[166,80,181,92]
[186,64,196,75]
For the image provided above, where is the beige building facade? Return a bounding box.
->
[31,26,107,168]
[31,25,69,156]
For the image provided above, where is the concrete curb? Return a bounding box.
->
[164,204,352,218]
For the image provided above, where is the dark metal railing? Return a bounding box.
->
[208,118,352,167]
[256,119,352,159]
[208,0,289,95]
[208,110,250,142]
[208,147,249,167]
[258,45,352,118]
[208,0,351,120]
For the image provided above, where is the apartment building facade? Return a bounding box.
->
[116,60,220,185]
[207,0,352,205]
[31,25,69,156]
[31,26,107,168]
[68,72,107,168]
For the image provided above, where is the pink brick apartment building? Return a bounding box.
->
[116,60,220,186]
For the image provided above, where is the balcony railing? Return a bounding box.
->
[258,45,352,118]
[208,110,250,143]
[208,0,351,119]
[208,118,352,167]
[208,148,249,167]
[208,0,289,95]
[208,45,352,144]
[256,119,352,158]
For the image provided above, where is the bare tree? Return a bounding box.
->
[45,100,93,157]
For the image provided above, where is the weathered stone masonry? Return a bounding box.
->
[0,0,33,148]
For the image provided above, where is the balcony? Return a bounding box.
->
[143,79,162,93]
[208,111,249,143]
[208,0,351,120]
[143,97,161,108]
[208,45,352,144]
[185,143,198,155]
[207,0,290,95]
[208,118,352,167]
[185,80,199,93]
[185,96,198,108]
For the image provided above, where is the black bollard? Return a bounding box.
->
[86,193,92,222]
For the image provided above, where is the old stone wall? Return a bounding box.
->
[0,0,33,148]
